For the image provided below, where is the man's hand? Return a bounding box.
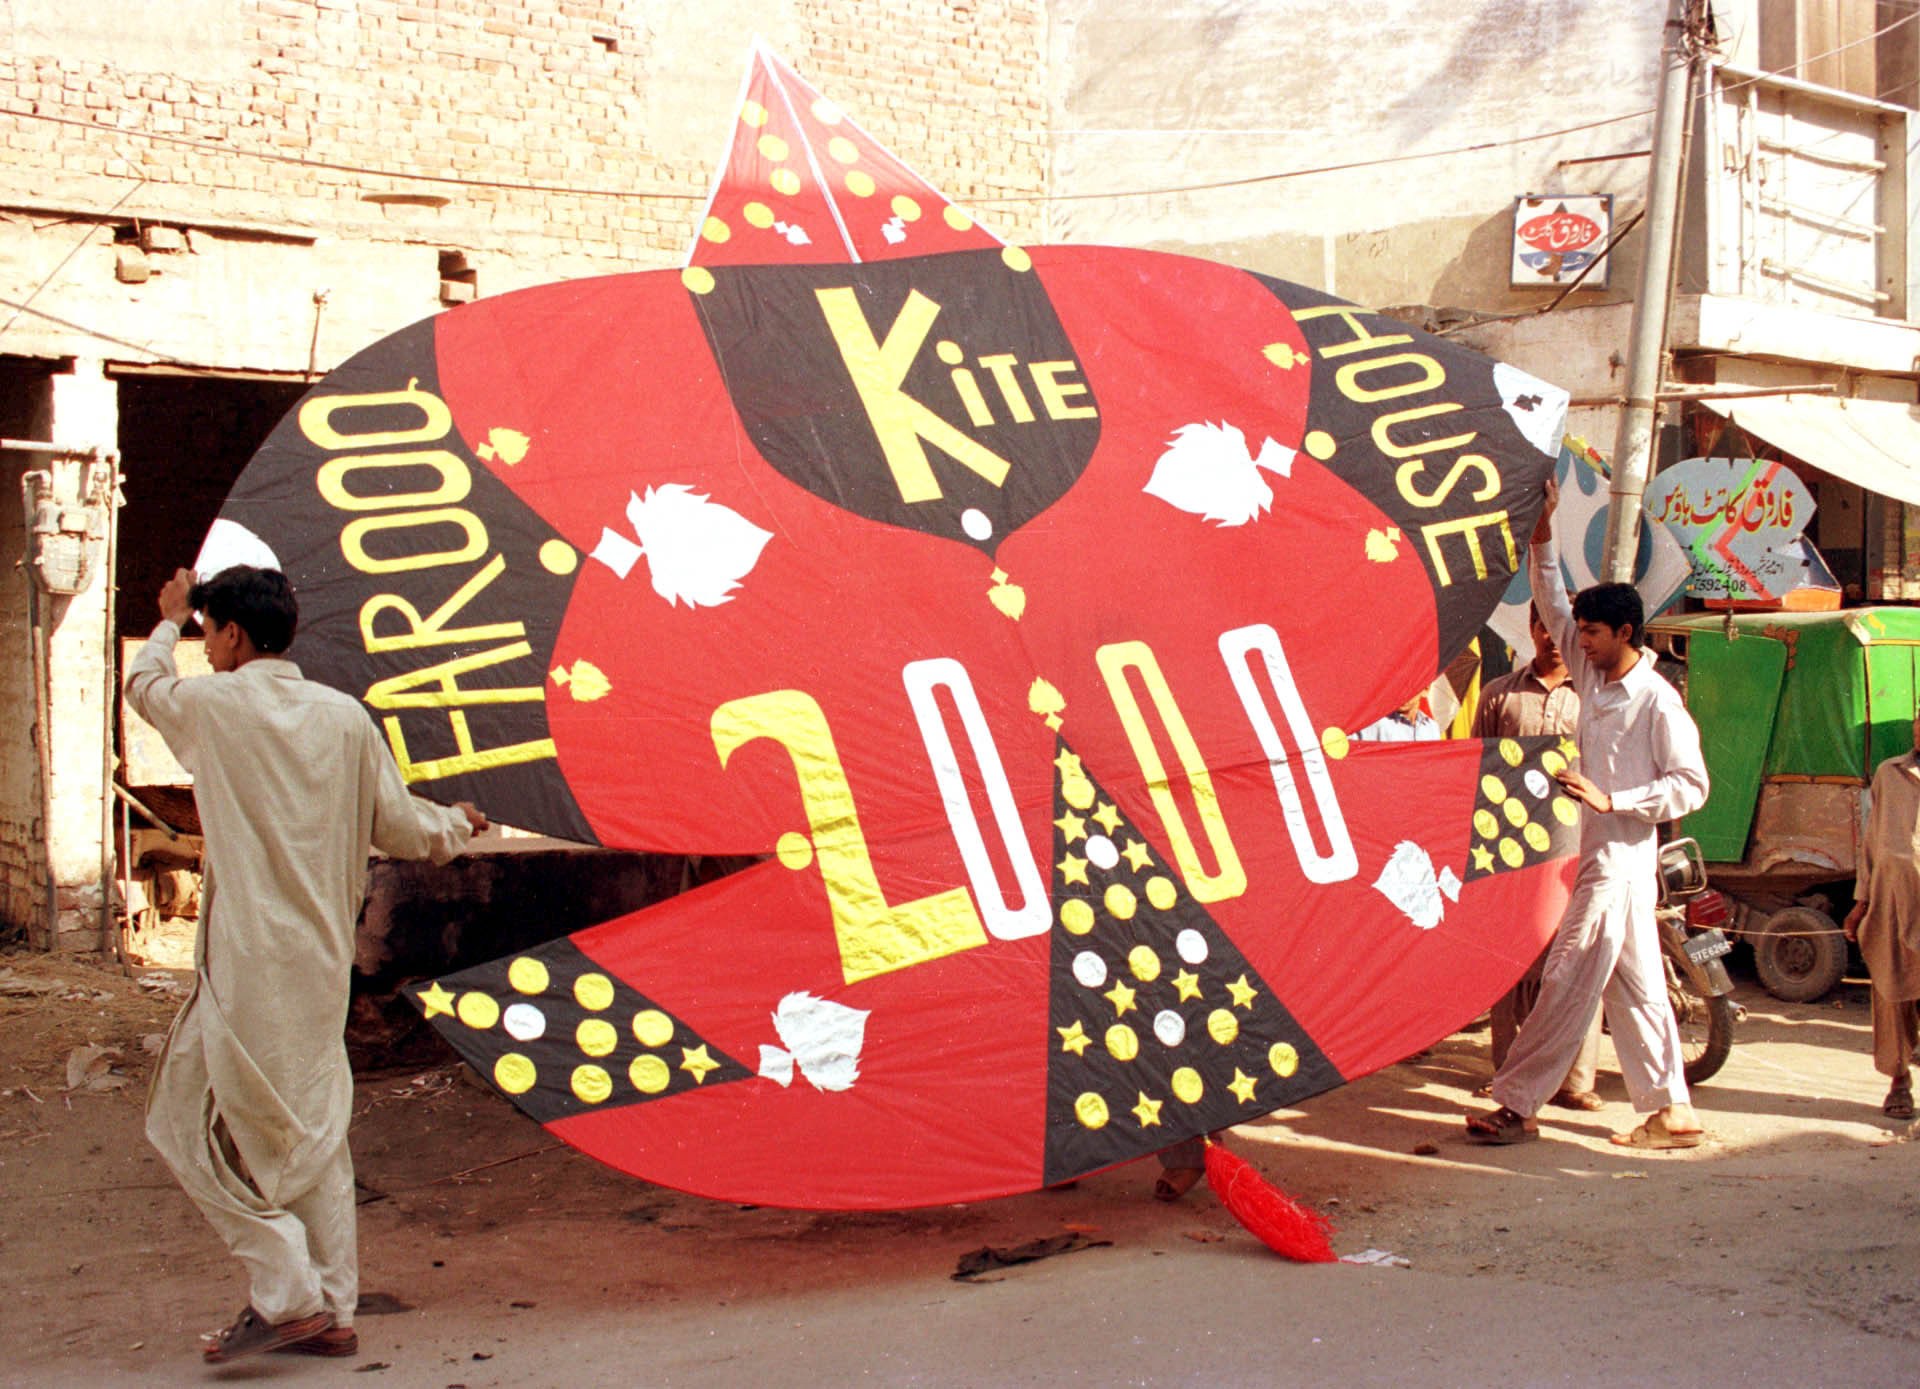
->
[1843,900,1866,942]
[1531,476,1559,547]
[158,568,195,627]
[455,802,489,835]
[1555,765,1611,814]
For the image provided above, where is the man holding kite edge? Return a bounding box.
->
[126,564,485,1363]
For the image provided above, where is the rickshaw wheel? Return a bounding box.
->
[1753,906,1847,1003]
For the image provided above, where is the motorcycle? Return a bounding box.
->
[1656,837,1738,1086]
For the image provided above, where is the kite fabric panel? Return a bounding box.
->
[199,51,1582,1210]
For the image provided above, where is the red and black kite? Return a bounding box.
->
[200,46,1579,1209]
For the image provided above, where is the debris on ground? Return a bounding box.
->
[952,1232,1112,1281]
[0,969,63,997]
[1340,1248,1412,1268]
[63,1044,129,1094]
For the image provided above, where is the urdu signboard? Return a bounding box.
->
[1510,194,1612,288]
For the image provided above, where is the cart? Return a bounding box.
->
[1645,608,1920,1001]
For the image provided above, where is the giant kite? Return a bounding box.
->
[198,47,1581,1213]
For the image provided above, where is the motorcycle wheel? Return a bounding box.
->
[1668,969,1735,1086]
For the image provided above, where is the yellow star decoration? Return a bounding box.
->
[1471,844,1496,873]
[1057,1020,1091,1056]
[1228,1068,1259,1104]
[1557,737,1579,762]
[1227,974,1259,1010]
[1120,838,1152,871]
[1171,968,1203,1002]
[418,982,456,1019]
[1091,801,1123,834]
[1057,853,1090,886]
[1131,1091,1164,1127]
[1103,979,1138,1016]
[1054,749,1085,778]
[1054,810,1087,843]
[679,1044,720,1084]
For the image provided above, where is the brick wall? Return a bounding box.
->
[0,0,1049,286]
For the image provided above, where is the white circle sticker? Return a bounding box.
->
[1072,951,1108,989]
[960,508,992,541]
[1085,835,1119,870]
[1153,1009,1187,1047]
[1176,929,1209,964]
[1524,768,1551,799]
[503,1002,546,1042]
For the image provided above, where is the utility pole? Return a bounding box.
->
[1603,0,1702,582]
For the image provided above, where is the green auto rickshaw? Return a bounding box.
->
[1645,608,1920,1001]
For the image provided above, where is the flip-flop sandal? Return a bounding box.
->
[1152,1167,1204,1202]
[270,1325,359,1357]
[201,1306,335,1364]
[1465,1106,1538,1145]
[1609,1116,1703,1150]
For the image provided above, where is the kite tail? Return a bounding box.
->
[1203,1140,1338,1263]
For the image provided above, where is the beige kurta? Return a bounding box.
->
[1858,752,1920,1005]
[125,619,470,1325]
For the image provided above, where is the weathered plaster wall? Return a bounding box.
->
[1045,0,1666,309]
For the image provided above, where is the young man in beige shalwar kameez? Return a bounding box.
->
[1843,715,1920,1121]
[126,565,485,1364]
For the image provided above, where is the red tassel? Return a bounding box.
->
[1203,1141,1338,1263]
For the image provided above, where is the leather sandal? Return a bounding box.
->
[201,1305,335,1364]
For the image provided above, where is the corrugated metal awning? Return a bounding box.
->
[1702,394,1920,507]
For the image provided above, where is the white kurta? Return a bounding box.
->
[1491,539,1710,1118]
[126,620,471,1325]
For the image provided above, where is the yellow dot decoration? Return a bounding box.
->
[576,1018,618,1057]
[629,1054,670,1095]
[743,200,775,229]
[1145,876,1177,911]
[507,957,549,995]
[1541,749,1568,777]
[845,169,875,197]
[1524,822,1551,853]
[1075,1091,1110,1129]
[494,1053,536,1094]
[457,991,499,1030]
[776,831,814,871]
[1552,796,1580,826]
[827,136,858,164]
[1503,797,1528,827]
[1498,837,1524,869]
[943,204,974,231]
[771,168,800,196]
[1061,899,1095,935]
[1171,1066,1204,1104]
[741,100,768,127]
[632,1009,674,1048]
[1481,774,1507,804]
[574,972,614,1012]
[1473,808,1498,840]
[701,216,731,244]
[757,134,789,162]
[1106,1024,1140,1061]
[1063,776,1095,810]
[537,539,577,576]
[1001,245,1033,273]
[891,194,922,222]
[1269,1041,1299,1077]
[810,96,843,125]
[571,1064,611,1104]
[1304,430,1336,460]
[1105,884,1138,921]
[1499,738,1524,767]
[681,266,715,295]
[1207,1008,1240,1045]
[1321,726,1350,760]
[1128,944,1161,981]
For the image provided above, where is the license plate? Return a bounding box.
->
[1683,929,1732,965]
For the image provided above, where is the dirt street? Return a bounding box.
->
[2,947,1915,1388]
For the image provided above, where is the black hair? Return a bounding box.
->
[188,565,298,655]
[1571,582,1642,645]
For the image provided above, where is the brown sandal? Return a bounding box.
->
[1152,1167,1204,1202]
[1886,1078,1915,1121]
[1465,1105,1538,1145]
[271,1324,359,1357]
[201,1305,335,1363]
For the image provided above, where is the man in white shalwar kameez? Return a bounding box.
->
[126,565,483,1363]
[1467,482,1710,1149]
